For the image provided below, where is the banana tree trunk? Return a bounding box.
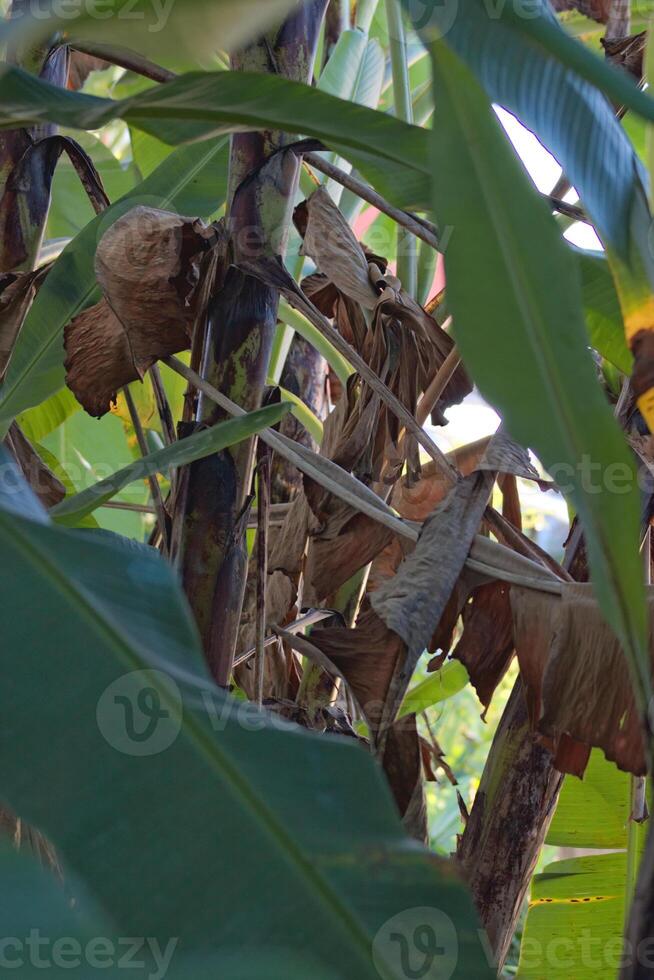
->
[456,680,562,971]
[180,2,328,686]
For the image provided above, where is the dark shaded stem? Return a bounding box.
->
[123,385,169,552]
[68,40,175,84]
[548,195,586,223]
[150,364,175,446]
[178,2,329,687]
[255,454,271,705]
[457,681,563,970]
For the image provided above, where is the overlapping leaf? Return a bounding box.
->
[0,67,431,210]
[429,42,648,708]
[0,455,492,979]
[404,0,650,259]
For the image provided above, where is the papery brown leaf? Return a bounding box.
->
[304,511,393,605]
[372,471,495,664]
[447,464,526,709]
[382,714,428,843]
[65,299,145,417]
[308,603,405,726]
[372,470,495,730]
[295,187,379,310]
[452,581,514,712]
[367,268,471,422]
[601,31,646,81]
[421,735,458,786]
[65,208,219,416]
[303,272,368,352]
[511,584,652,776]
[67,51,108,90]
[95,206,213,341]
[391,433,548,523]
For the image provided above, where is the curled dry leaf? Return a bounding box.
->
[511,583,653,777]
[372,469,495,733]
[448,456,530,712]
[0,267,49,380]
[452,581,514,713]
[391,432,549,523]
[382,714,428,843]
[65,207,219,417]
[601,31,646,82]
[67,51,109,90]
[295,186,471,430]
[303,603,405,728]
[295,187,379,311]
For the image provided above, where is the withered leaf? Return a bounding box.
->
[601,31,646,81]
[551,0,611,22]
[67,51,109,89]
[372,469,495,730]
[65,207,219,416]
[452,581,514,712]
[511,584,652,776]
[0,267,49,380]
[372,470,495,662]
[306,604,405,727]
[382,714,428,844]
[296,187,379,310]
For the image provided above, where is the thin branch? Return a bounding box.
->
[304,152,441,251]
[255,454,270,706]
[234,609,338,669]
[548,195,586,223]
[122,385,170,551]
[417,345,461,426]
[69,40,176,84]
[101,501,156,514]
[150,364,176,446]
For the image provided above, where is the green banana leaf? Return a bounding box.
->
[0,454,493,979]
[0,0,303,63]
[429,42,648,709]
[0,67,431,210]
[577,250,632,375]
[403,0,649,262]
[50,402,290,524]
[518,752,647,979]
